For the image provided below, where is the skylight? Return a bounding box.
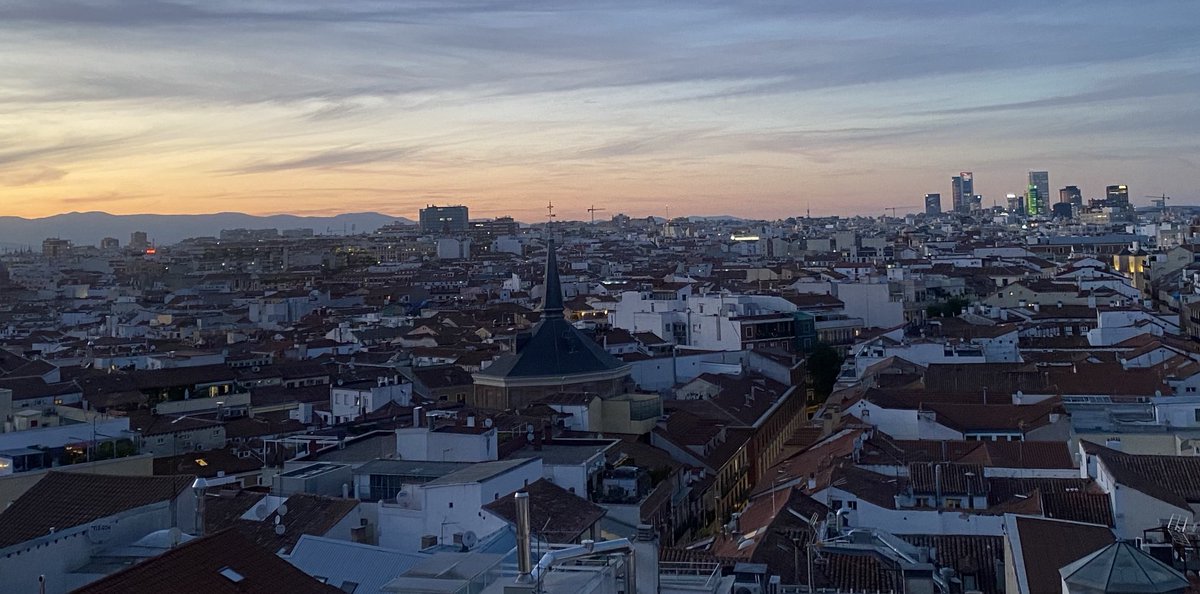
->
[218,567,244,583]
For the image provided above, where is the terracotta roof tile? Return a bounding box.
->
[0,472,193,549]
[73,528,339,594]
[483,479,606,543]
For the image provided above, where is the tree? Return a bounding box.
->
[807,342,845,400]
[926,296,970,318]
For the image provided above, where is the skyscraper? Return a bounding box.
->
[1006,193,1024,216]
[1025,184,1045,216]
[1106,185,1130,210]
[1028,171,1049,209]
[419,205,470,234]
[924,193,941,216]
[1059,185,1082,206]
[951,172,973,214]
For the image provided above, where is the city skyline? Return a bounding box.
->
[2,1,1199,220]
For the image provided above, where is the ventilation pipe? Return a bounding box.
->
[192,477,208,537]
[515,491,533,581]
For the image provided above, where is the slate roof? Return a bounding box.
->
[0,472,194,549]
[482,478,607,543]
[475,315,626,379]
[73,528,340,594]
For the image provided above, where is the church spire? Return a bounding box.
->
[541,237,564,317]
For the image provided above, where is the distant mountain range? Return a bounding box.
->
[0,211,413,248]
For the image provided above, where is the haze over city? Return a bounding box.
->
[2,0,1199,221]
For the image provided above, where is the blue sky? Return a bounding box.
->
[1,0,1197,220]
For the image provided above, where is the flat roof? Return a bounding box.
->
[424,458,538,487]
[353,459,470,478]
[278,462,349,479]
[509,442,614,466]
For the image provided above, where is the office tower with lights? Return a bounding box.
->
[419,205,470,234]
[924,193,942,216]
[1006,193,1024,216]
[1028,171,1049,209]
[951,172,974,213]
[1025,184,1045,216]
[1106,185,1130,210]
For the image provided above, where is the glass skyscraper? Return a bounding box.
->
[1106,185,1130,209]
[952,172,973,213]
[1028,171,1049,209]
[924,193,941,216]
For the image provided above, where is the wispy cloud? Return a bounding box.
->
[2,1,1200,217]
[224,146,424,175]
[0,166,68,186]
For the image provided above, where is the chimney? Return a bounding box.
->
[192,477,208,537]
[515,492,533,581]
[413,406,424,428]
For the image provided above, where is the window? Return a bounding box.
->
[945,498,961,509]
[448,502,453,509]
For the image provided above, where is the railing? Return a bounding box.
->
[660,561,722,588]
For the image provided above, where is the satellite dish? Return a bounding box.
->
[484,418,494,429]
[253,503,269,519]
[274,524,286,536]
[462,531,478,548]
[277,504,289,517]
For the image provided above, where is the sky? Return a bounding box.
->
[1,1,1199,222]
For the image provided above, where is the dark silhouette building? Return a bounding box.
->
[419,205,469,235]
[924,193,941,216]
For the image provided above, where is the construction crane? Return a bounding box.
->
[883,206,916,218]
[1146,194,1171,209]
[587,204,606,224]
